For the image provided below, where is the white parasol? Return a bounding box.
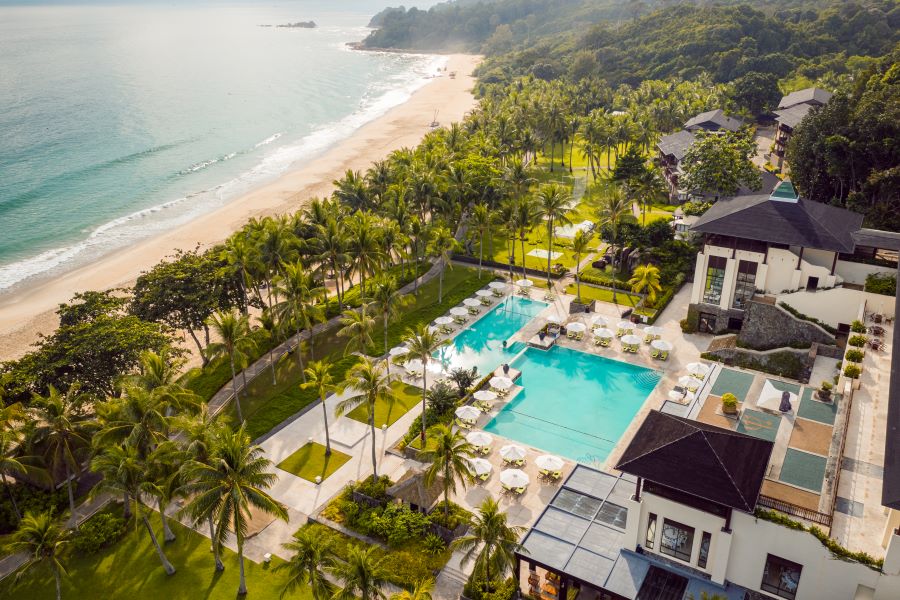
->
[405,359,424,372]
[450,307,469,317]
[651,339,673,352]
[515,279,534,288]
[621,334,642,346]
[757,380,798,413]
[466,431,493,447]
[476,289,494,297]
[644,326,664,339]
[434,316,454,326]
[686,362,711,378]
[389,346,410,357]
[499,444,527,461]
[617,320,634,331]
[499,469,530,488]
[426,361,444,375]
[489,281,508,290]
[594,327,615,339]
[463,298,482,308]
[455,406,481,421]
[678,375,703,390]
[469,457,493,477]
[590,315,608,328]
[535,455,565,471]
[567,322,586,333]
[489,376,514,390]
[473,390,498,402]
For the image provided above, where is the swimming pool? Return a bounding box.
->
[434,296,546,378]
[483,346,662,465]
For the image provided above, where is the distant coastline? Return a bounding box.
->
[260,21,317,29]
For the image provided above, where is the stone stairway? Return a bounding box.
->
[434,548,475,600]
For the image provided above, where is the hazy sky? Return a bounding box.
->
[0,0,444,8]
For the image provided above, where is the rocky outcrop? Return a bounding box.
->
[737,301,836,350]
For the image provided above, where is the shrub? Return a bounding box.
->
[865,273,896,296]
[848,335,868,348]
[0,485,68,535]
[721,393,738,414]
[353,475,393,501]
[680,315,698,334]
[844,364,861,379]
[845,349,864,363]
[850,320,867,333]
[465,578,518,600]
[423,533,446,555]
[682,201,713,216]
[71,512,126,554]
[448,367,478,397]
[821,381,833,391]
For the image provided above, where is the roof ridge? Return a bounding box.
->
[798,199,852,249]
[698,429,750,508]
[615,416,698,466]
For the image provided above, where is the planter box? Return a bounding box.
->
[569,299,596,314]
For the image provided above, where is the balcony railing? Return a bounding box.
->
[757,495,832,527]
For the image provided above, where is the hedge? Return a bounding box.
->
[777,302,839,335]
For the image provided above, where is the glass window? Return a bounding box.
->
[761,555,802,599]
[732,260,758,309]
[660,519,695,562]
[703,256,727,304]
[645,513,657,549]
[697,532,711,569]
[595,502,627,529]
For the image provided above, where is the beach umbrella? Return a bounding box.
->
[499,469,530,488]
[590,315,608,328]
[427,325,441,335]
[434,316,454,326]
[621,334,642,346]
[617,320,634,331]
[535,455,565,472]
[594,327,614,339]
[455,406,481,421]
[686,362,711,378]
[463,298,481,308]
[515,279,534,288]
[546,314,563,325]
[405,359,424,372]
[425,360,444,375]
[644,326,664,339]
[651,339,673,352]
[389,346,410,357]
[489,376,513,390]
[489,281,508,290]
[499,444,527,461]
[473,390,498,402]
[476,289,493,297]
[567,322,586,333]
[678,376,703,390]
[469,457,492,477]
[450,307,469,317]
[466,431,493,447]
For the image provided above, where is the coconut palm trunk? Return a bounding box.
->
[369,413,378,477]
[546,217,554,287]
[420,370,428,444]
[159,497,175,542]
[53,564,62,600]
[229,354,244,422]
[2,473,21,521]
[64,463,75,521]
[142,513,176,574]
[209,515,224,571]
[295,325,307,384]
[322,396,332,455]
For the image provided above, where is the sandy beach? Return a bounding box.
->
[0,53,481,361]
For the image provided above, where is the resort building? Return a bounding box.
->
[684,109,743,134]
[772,87,833,168]
[686,180,899,334]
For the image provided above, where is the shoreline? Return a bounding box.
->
[0,53,482,361]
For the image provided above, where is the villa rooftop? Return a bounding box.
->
[684,109,743,133]
[778,87,833,109]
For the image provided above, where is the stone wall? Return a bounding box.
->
[702,346,814,382]
[737,301,836,350]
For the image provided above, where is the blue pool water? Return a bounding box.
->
[434,296,546,378]
[484,346,662,465]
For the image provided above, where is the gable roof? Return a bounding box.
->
[684,109,742,133]
[615,411,773,513]
[656,130,696,161]
[690,192,864,253]
[774,103,814,129]
[778,87,833,110]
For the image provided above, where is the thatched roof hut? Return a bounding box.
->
[387,467,444,513]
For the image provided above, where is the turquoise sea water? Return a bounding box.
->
[0,1,443,292]
[434,296,547,378]
[484,346,662,464]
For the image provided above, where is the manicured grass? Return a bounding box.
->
[347,382,423,427]
[0,506,305,600]
[277,442,351,482]
[565,283,640,306]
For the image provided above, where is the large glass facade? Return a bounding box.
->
[732,260,758,309]
[703,256,727,305]
[761,554,802,599]
[660,519,694,562]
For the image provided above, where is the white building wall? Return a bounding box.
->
[803,248,835,270]
[766,247,802,293]
[835,260,896,286]
[777,287,896,327]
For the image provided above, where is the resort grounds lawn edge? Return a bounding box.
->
[277,442,351,482]
[346,381,423,428]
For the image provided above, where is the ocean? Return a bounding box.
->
[0,1,444,292]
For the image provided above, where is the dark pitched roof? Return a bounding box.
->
[852,228,900,252]
[774,103,814,129]
[690,191,864,253]
[656,130,696,161]
[683,109,742,133]
[615,411,773,513]
[778,87,833,110]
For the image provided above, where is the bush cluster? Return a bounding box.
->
[71,512,126,554]
[845,349,864,363]
[843,364,861,379]
[848,335,868,348]
[0,486,68,535]
[464,577,518,600]
[865,273,896,296]
[850,320,867,333]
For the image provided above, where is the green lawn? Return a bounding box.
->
[566,283,640,307]
[277,442,351,482]
[0,506,305,600]
[229,267,488,440]
[347,382,423,427]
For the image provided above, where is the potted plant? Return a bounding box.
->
[845,349,864,363]
[850,320,867,334]
[721,393,738,416]
[848,335,868,348]
[816,380,833,402]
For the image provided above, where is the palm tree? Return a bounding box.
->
[7,511,71,600]
[369,276,411,357]
[536,183,573,286]
[258,309,281,386]
[274,261,324,381]
[90,444,176,574]
[597,188,631,304]
[571,230,594,302]
[338,304,376,357]
[301,360,338,456]
[275,527,335,600]
[336,357,394,477]
[428,226,458,304]
[205,309,256,423]
[222,234,262,318]
[451,496,525,586]
[182,426,289,596]
[0,429,26,522]
[318,219,350,310]
[419,425,474,520]
[515,197,540,279]
[469,203,495,279]
[329,545,390,600]
[333,169,371,211]
[390,578,435,600]
[629,264,663,304]
[94,387,172,459]
[402,324,448,443]
[144,441,186,543]
[27,385,93,520]
[347,212,384,295]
